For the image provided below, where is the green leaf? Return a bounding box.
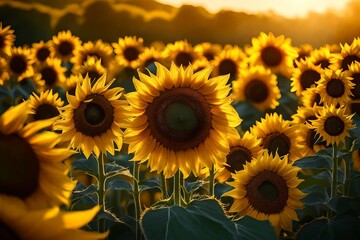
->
[327,196,360,215]
[141,199,278,240]
[71,183,97,202]
[294,149,333,170]
[72,155,98,179]
[235,216,278,240]
[184,179,206,194]
[106,178,133,193]
[104,162,132,179]
[296,215,360,240]
[139,177,161,192]
[299,171,331,189]
[108,221,135,240]
[301,185,329,207]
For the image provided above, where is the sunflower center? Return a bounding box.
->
[218,59,237,78]
[246,170,288,214]
[225,146,252,173]
[263,132,290,157]
[261,46,283,67]
[73,93,114,137]
[146,87,212,151]
[34,103,59,120]
[36,47,50,62]
[174,52,193,67]
[58,41,73,56]
[244,79,269,103]
[204,52,214,61]
[307,128,327,148]
[124,47,140,61]
[0,134,39,199]
[86,70,101,81]
[326,78,345,98]
[41,67,57,87]
[341,55,360,70]
[351,73,360,99]
[300,69,320,90]
[315,59,330,69]
[324,116,345,136]
[9,56,27,74]
[0,222,20,240]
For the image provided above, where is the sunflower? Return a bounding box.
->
[123,63,242,178]
[62,74,81,96]
[52,30,82,62]
[291,105,322,125]
[293,43,313,67]
[0,195,108,240]
[0,57,9,85]
[352,150,360,172]
[72,57,107,82]
[215,131,262,183]
[307,46,334,69]
[4,46,34,81]
[194,42,222,61]
[246,32,298,77]
[31,40,54,63]
[223,151,305,234]
[231,65,281,111]
[73,39,114,68]
[311,105,354,145]
[0,101,76,209]
[112,36,144,69]
[138,46,166,73]
[28,90,64,122]
[0,22,15,56]
[163,40,200,67]
[348,61,360,100]
[291,59,323,96]
[54,73,126,159]
[250,112,303,162]
[192,58,211,73]
[297,123,326,157]
[316,69,354,106]
[33,57,66,90]
[332,38,360,71]
[300,86,323,108]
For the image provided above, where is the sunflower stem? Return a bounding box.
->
[97,153,106,233]
[174,170,181,205]
[331,144,338,199]
[133,162,142,240]
[160,173,168,199]
[209,164,215,197]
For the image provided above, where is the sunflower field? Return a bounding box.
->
[1,18,360,240]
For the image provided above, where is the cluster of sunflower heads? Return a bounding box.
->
[1,22,360,239]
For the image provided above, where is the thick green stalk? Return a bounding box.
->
[331,144,338,199]
[160,173,168,199]
[209,164,215,197]
[133,162,142,240]
[173,170,181,205]
[343,157,351,196]
[97,153,106,233]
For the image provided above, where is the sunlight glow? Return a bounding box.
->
[157,0,351,18]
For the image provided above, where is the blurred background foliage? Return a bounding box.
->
[1,0,360,47]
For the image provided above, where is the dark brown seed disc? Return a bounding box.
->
[174,52,193,67]
[58,41,73,57]
[36,47,50,62]
[262,132,290,157]
[341,55,360,71]
[261,46,283,67]
[244,79,269,103]
[9,56,27,74]
[300,69,321,90]
[326,78,345,98]
[33,104,60,120]
[41,67,58,87]
[218,59,238,79]
[225,146,252,173]
[124,47,140,61]
[324,116,345,136]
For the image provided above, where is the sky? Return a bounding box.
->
[156,0,351,18]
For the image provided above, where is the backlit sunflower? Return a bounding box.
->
[316,69,354,106]
[72,57,107,82]
[123,63,242,178]
[300,87,323,108]
[33,57,66,90]
[52,30,81,62]
[352,150,360,172]
[308,46,334,70]
[0,101,76,209]
[311,105,354,145]
[223,151,305,234]
[194,42,222,62]
[28,90,64,122]
[4,46,34,81]
[291,105,322,125]
[250,112,303,162]
[293,43,313,67]
[247,32,298,77]
[54,73,126,159]
[0,195,108,240]
[0,57,9,85]
[112,36,144,69]
[211,44,247,81]
[192,58,211,73]
[331,38,360,71]
[73,39,114,68]
[216,131,262,183]
[31,40,54,63]
[291,59,323,96]
[138,46,166,73]
[297,123,326,157]
[348,62,360,115]
[163,40,200,67]
[231,65,281,111]
[0,22,15,56]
